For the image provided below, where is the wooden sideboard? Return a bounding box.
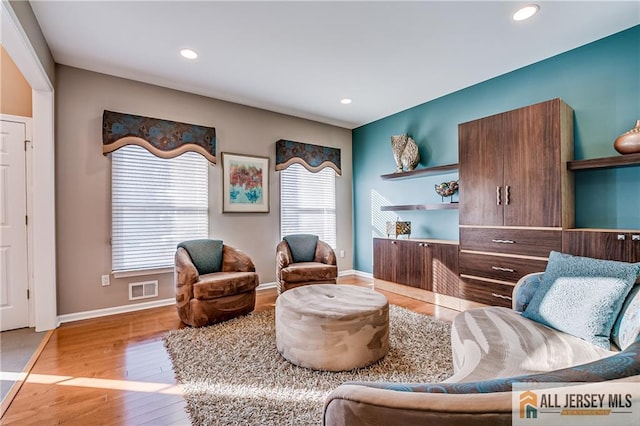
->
[373,238,459,296]
[563,229,640,263]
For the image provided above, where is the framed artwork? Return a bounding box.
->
[221,152,270,213]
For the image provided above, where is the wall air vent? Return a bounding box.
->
[129,280,158,301]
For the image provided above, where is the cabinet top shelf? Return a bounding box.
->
[380,163,458,180]
[567,153,640,171]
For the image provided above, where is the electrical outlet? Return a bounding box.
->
[101,274,110,286]
[339,250,345,258]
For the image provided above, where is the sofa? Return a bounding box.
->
[324,252,640,425]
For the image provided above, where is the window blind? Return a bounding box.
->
[280,163,336,248]
[111,145,209,273]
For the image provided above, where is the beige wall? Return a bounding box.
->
[0,44,32,117]
[55,65,353,315]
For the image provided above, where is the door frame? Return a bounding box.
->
[0,114,33,327]
[1,2,57,331]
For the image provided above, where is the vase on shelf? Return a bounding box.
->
[614,120,640,155]
[390,134,420,172]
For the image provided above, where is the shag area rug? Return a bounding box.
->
[164,305,453,425]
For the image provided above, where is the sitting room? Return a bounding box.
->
[1,1,639,425]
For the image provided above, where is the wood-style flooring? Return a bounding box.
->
[1,275,459,425]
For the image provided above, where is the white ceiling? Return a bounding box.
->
[30,1,639,129]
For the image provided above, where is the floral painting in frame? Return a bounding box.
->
[222,152,270,213]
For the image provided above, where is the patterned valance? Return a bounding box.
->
[102,110,216,163]
[275,139,341,175]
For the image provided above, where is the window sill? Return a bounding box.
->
[112,267,174,279]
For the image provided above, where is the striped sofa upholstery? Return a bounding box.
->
[324,273,640,426]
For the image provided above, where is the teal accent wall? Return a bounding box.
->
[353,25,640,273]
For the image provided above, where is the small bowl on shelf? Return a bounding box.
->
[435,180,459,202]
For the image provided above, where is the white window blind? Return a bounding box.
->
[111,145,209,273]
[280,163,336,248]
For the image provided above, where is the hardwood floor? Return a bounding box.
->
[1,275,459,425]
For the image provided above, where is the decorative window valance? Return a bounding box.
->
[102,110,216,163]
[275,139,341,175]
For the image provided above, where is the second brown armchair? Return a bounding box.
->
[276,234,338,295]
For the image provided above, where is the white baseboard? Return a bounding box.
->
[257,281,277,291]
[57,298,175,325]
[340,269,373,279]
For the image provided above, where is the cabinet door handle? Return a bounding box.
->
[505,185,510,205]
[618,234,626,241]
[492,293,512,301]
[632,235,640,241]
[496,186,501,206]
[418,243,424,247]
[491,239,515,244]
[491,266,515,273]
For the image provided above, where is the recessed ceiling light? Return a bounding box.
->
[513,4,539,21]
[340,98,352,105]
[180,48,198,59]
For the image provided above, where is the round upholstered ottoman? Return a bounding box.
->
[275,284,389,371]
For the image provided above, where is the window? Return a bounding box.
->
[111,145,208,273]
[280,163,336,248]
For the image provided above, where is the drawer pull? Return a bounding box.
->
[496,186,501,206]
[632,235,640,241]
[618,234,626,241]
[492,293,512,301]
[391,241,397,245]
[491,239,515,244]
[491,266,515,273]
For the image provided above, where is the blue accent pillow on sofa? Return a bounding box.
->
[284,234,318,263]
[178,239,223,275]
[522,251,640,349]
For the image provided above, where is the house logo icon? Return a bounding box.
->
[520,390,538,419]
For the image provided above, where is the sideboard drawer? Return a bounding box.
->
[459,252,547,283]
[459,277,514,308]
[460,228,561,257]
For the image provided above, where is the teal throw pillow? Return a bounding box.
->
[522,251,640,349]
[178,239,223,275]
[284,234,318,263]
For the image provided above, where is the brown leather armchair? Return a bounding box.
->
[276,234,338,295]
[175,239,259,327]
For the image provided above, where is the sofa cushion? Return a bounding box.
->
[284,234,318,263]
[611,284,640,350]
[178,239,223,275]
[280,262,337,283]
[522,251,640,349]
[193,271,258,300]
[447,306,615,384]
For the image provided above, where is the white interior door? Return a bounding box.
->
[0,119,29,331]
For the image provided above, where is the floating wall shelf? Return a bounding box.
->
[380,163,458,180]
[567,153,640,171]
[381,203,459,211]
